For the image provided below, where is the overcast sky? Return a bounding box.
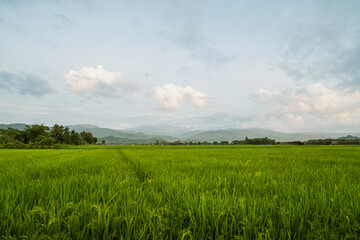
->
[1,0,360,132]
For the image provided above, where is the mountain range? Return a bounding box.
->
[1,123,360,143]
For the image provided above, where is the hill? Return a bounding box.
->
[0,123,27,130]
[2,123,360,143]
[67,124,178,142]
[337,135,360,141]
[185,128,360,142]
[98,136,169,145]
[125,124,202,138]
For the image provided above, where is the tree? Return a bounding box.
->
[0,135,10,144]
[1,124,104,147]
[231,140,243,145]
[101,139,106,145]
[14,130,30,143]
[41,137,55,148]
[36,135,55,148]
[51,124,65,143]
[24,124,49,143]
[70,130,82,145]
[80,131,97,145]
[63,127,70,144]
[2,127,20,137]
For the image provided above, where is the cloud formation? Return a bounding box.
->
[0,70,54,97]
[152,84,207,111]
[253,84,360,130]
[65,65,138,98]
[161,0,235,66]
[280,1,360,88]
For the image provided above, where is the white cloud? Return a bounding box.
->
[65,65,137,98]
[253,84,360,130]
[152,84,207,111]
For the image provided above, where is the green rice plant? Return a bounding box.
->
[0,145,360,239]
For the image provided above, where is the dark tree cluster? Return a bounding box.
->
[156,137,277,146]
[0,124,97,149]
[231,137,277,145]
[305,138,360,145]
[305,139,334,145]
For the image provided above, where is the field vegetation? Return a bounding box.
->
[0,124,98,149]
[1,145,360,239]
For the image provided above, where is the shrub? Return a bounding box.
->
[53,144,61,149]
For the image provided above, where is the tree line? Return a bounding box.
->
[154,136,360,146]
[0,124,98,149]
[154,137,277,145]
[304,138,360,145]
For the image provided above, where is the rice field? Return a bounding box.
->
[0,145,360,239]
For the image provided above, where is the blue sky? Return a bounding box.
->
[1,0,360,132]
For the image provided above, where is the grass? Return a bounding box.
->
[0,145,360,239]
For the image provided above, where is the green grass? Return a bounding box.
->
[1,145,360,239]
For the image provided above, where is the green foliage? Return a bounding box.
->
[0,127,20,137]
[306,138,360,145]
[70,130,82,145]
[306,138,334,145]
[51,124,81,145]
[1,145,360,239]
[36,136,55,148]
[0,124,97,148]
[52,144,61,149]
[24,124,50,143]
[80,131,97,145]
[50,124,66,143]
[230,137,277,145]
[0,135,10,144]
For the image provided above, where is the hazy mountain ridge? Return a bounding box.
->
[0,123,178,143]
[185,128,360,142]
[125,124,202,138]
[98,136,169,145]
[0,123,27,130]
[1,123,360,143]
[125,126,360,142]
[337,135,360,141]
[67,125,178,142]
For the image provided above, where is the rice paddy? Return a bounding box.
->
[1,145,360,239]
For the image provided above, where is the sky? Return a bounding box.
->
[1,0,360,132]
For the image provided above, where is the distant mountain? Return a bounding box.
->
[99,136,168,145]
[2,123,360,143]
[338,135,360,141]
[125,124,202,138]
[0,123,27,130]
[67,124,178,142]
[67,124,99,130]
[185,128,360,142]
